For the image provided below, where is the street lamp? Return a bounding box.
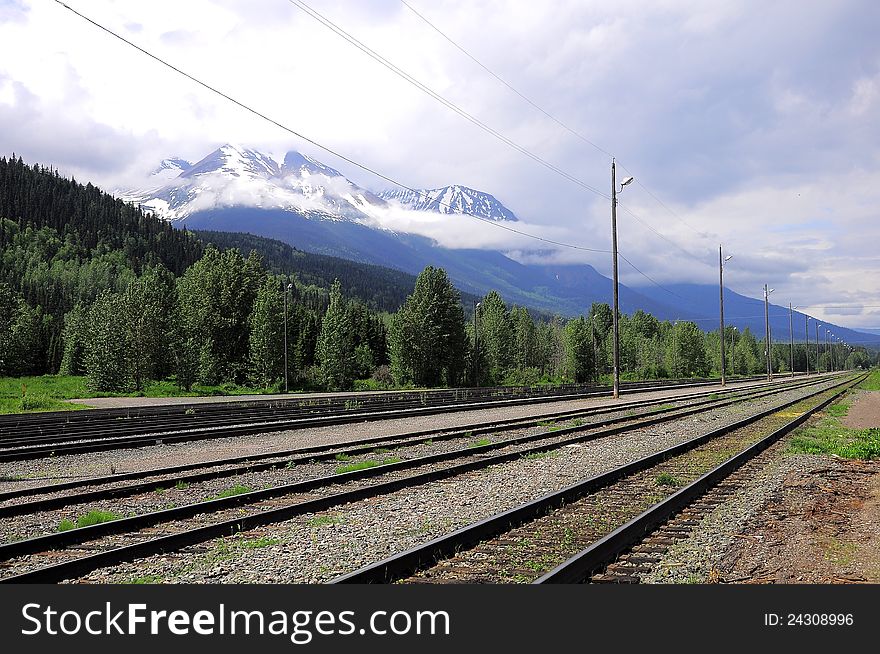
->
[610,159,633,399]
[804,315,812,375]
[719,247,733,386]
[764,285,774,381]
[283,282,293,393]
[789,303,798,377]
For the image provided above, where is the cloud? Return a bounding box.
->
[0,0,878,328]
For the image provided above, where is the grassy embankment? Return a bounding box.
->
[786,370,880,460]
[0,375,278,415]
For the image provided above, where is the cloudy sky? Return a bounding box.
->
[2,0,879,329]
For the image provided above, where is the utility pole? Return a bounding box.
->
[763,284,772,381]
[804,315,810,375]
[719,246,729,386]
[283,281,292,393]
[788,303,795,377]
[815,322,821,373]
[609,160,633,398]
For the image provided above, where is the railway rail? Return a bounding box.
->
[330,372,864,584]
[0,373,848,583]
[0,375,807,462]
[0,374,832,517]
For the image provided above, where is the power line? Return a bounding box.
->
[53,0,610,255]
[287,0,609,200]
[618,252,688,300]
[398,0,708,240]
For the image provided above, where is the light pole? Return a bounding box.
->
[719,247,732,386]
[283,281,293,393]
[763,285,774,381]
[805,315,811,375]
[815,322,821,373]
[610,159,633,399]
[788,303,798,377]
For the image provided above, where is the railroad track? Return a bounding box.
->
[0,374,831,517]
[0,375,813,463]
[0,373,846,583]
[330,372,865,584]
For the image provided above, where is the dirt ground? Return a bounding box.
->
[718,389,880,584]
[841,389,880,429]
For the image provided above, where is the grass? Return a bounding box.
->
[521,450,559,460]
[210,484,254,500]
[655,472,682,487]
[651,403,676,413]
[57,510,120,532]
[175,481,190,490]
[334,453,352,462]
[467,438,492,448]
[826,403,850,418]
[0,374,300,415]
[334,457,401,474]
[308,514,343,527]
[129,575,164,584]
[787,398,880,460]
[240,536,280,549]
[858,369,880,391]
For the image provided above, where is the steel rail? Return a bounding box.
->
[0,376,843,582]
[329,373,863,583]
[0,375,830,517]
[534,375,864,583]
[0,375,805,462]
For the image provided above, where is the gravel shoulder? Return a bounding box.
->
[641,387,880,585]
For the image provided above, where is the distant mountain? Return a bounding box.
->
[634,283,880,347]
[119,144,387,224]
[378,185,518,222]
[119,144,878,343]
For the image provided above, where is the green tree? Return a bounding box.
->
[389,266,467,387]
[59,302,89,376]
[248,277,284,389]
[477,290,513,384]
[315,281,355,391]
[83,290,131,392]
[563,316,594,383]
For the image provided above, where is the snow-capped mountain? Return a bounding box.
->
[378,185,518,222]
[120,144,387,224]
[150,157,192,182]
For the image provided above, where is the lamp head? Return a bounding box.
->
[621,176,634,187]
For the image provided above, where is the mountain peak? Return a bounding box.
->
[282,150,344,178]
[378,185,518,222]
[182,144,280,180]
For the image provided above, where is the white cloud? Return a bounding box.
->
[1,0,879,328]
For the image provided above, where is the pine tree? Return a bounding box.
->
[315,280,355,390]
[389,266,467,387]
[248,277,284,389]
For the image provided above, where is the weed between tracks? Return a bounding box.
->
[334,458,402,474]
[57,510,120,532]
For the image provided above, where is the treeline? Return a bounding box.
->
[195,230,420,314]
[0,156,873,392]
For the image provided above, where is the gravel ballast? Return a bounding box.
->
[71,378,846,584]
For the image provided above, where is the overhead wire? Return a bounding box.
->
[287,0,700,294]
[399,0,708,241]
[52,0,610,255]
[287,0,609,200]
